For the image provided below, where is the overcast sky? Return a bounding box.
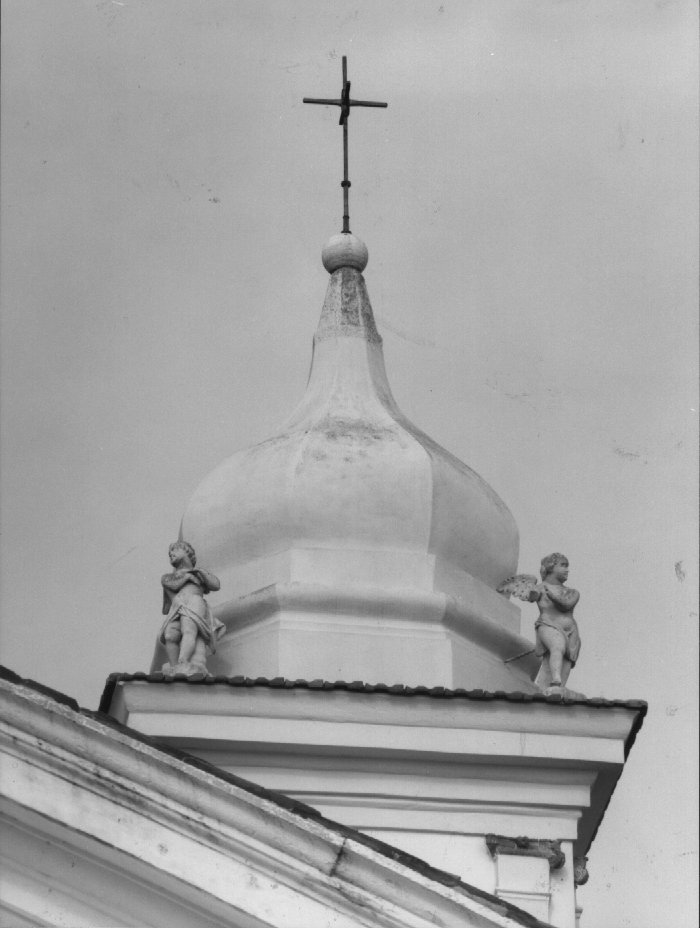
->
[1,3,697,926]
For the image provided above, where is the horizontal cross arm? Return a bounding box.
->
[349,100,388,108]
[303,97,342,106]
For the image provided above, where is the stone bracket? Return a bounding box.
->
[485,834,566,871]
[574,856,589,885]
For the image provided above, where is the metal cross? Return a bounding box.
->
[303,56,388,234]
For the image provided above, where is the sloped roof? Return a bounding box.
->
[1,664,554,928]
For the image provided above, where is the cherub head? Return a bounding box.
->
[540,552,568,581]
[168,540,197,567]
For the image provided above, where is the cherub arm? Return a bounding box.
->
[543,584,580,610]
[161,574,174,615]
[191,568,221,593]
[161,572,182,615]
[161,570,189,593]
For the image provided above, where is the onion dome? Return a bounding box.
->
[176,233,532,689]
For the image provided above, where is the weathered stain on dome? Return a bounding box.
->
[311,418,392,443]
[315,268,381,343]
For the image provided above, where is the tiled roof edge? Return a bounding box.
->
[100,671,649,716]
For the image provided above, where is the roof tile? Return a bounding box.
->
[99,671,648,718]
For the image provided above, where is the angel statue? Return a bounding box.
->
[159,541,225,676]
[498,553,581,692]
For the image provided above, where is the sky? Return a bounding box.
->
[1,2,697,926]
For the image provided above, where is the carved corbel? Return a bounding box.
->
[574,856,589,885]
[485,834,566,871]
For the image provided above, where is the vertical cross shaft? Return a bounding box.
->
[341,58,350,232]
[303,56,387,234]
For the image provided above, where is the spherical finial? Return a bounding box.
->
[322,233,368,274]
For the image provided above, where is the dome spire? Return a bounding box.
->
[303,56,387,234]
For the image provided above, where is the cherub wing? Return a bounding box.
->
[497,574,539,601]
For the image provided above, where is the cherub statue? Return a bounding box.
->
[498,553,581,692]
[159,540,225,676]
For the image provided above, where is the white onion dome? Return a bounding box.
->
[181,234,518,601]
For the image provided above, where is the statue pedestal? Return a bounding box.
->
[159,661,209,679]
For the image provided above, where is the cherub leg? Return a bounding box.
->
[548,645,564,686]
[163,621,182,666]
[535,660,552,690]
[536,627,566,688]
[178,615,198,664]
[559,657,573,687]
[191,637,207,669]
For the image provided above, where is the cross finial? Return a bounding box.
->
[304,57,388,234]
